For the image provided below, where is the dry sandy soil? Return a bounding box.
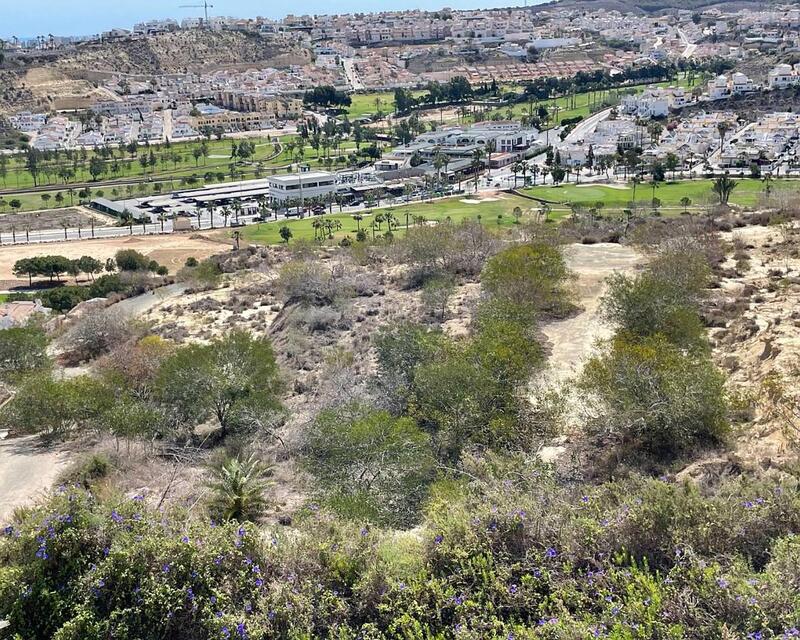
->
[542,242,643,379]
[0,233,230,286]
[0,207,106,234]
[0,435,71,523]
[708,223,800,467]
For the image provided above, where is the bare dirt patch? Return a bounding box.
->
[0,234,229,283]
[541,242,643,380]
[709,223,800,467]
[0,207,108,234]
[0,435,71,524]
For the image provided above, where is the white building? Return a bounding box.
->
[268,171,338,204]
[708,73,757,100]
[768,63,800,89]
[8,112,46,133]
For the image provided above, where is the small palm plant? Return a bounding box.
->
[206,454,271,522]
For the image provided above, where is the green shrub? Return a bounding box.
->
[580,333,729,455]
[303,404,435,526]
[481,242,574,317]
[115,249,151,272]
[40,286,91,312]
[1,470,798,640]
[0,325,50,380]
[58,453,112,488]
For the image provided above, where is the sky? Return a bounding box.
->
[0,0,533,39]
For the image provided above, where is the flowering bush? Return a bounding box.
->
[1,467,799,639]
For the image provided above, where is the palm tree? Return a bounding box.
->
[471,148,485,191]
[206,454,271,523]
[206,202,216,229]
[650,178,660,206]
[511,161,522,188]
[433,152,446,190]
[484,139,496,180]
[712,174,738,205]
[631,175,642,204]
[121,209,135,235]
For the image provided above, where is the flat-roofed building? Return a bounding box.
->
[267,171,339,204]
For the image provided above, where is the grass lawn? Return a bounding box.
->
[0,135,377,214]
[521,179,800,211]
[347,91,427,119]
[481,73,696,126]
[348,92,397,119]
[0,136,289,193]
[242,193,553,245]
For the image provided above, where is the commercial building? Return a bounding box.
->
[267,171,339,205]
[193,108,273,132]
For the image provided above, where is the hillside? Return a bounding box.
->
[0,31,309,115]
[52,30,307,75]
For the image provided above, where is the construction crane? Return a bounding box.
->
[179,1,214,24]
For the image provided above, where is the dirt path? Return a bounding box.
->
[0,435,70,523]
[542,243,642,379]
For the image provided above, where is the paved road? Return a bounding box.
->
[113,283,189,318]
[342,58,364,91]
[564,107,612,144]
[677,28,697,59]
